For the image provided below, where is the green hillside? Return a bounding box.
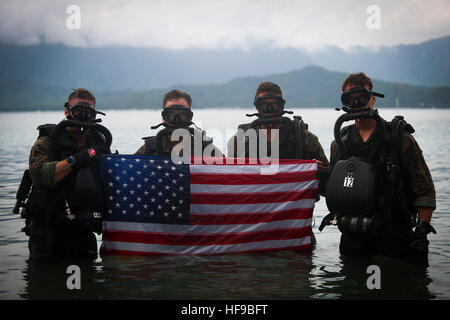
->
[1,66,449,111]
[98,66,450,109]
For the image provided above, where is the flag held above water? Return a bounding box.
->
[99,155,318,255]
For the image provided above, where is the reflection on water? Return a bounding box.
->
[20,251,316,300]
[19,249,434,300]
[334,254,433,300]
[1,109,449,299]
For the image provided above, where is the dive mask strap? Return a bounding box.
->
[372,91,385,98]
[151,121,196,130]
[151,123,167,130]
[246,110,293,118]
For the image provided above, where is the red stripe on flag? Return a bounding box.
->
[100,244,312,256]
[190,189,317,204]
[190,156,317,165]
[190,170,317,185]
[189,208,313,225]
[103,227,311,246]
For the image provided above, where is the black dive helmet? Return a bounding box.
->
[54,112,113,235]
[320,106,386,236]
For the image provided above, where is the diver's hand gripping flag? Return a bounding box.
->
[99,155,318,255]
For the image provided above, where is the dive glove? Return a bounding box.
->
[411,220,436,255]
[69,148,100,169]
[414,220,437,236]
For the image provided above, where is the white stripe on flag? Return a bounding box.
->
[190,199,315,214]
[189,163,317,174]
[103,218,311,235]
[190,180,319,194]
[102,237,311,255]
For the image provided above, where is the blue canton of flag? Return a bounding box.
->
[100,155,190,225]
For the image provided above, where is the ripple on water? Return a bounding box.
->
[0,109,449,299]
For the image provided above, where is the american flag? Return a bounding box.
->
[99,155,318,255]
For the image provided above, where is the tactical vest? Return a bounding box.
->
[235,116,308,159]
[37,123,109,159]
[25,123,110,227]
[326,115,415,235]
[143,127,215,157]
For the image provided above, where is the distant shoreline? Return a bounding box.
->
[2,106,450,112]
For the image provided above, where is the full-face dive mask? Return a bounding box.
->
[254,94,286,116]
[65,101,105,123]
[161,105,193,128]
[340,87,385,110]
[150,105,196,155]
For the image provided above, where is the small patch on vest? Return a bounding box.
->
[92,212,102,218]
[343,174,354,188]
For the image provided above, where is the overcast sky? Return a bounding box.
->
[1,0,449,50]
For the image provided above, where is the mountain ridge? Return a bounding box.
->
[2,66,449,111]
[0,35,449,92]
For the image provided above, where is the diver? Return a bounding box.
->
[320,73,436,263]
[227,82,330,248]
[18,88,112,259]
[227,81,330,194]
[135,89,222,159]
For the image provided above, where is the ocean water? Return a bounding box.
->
[0,108,448,300]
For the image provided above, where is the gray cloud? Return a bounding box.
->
[0,0,449,50]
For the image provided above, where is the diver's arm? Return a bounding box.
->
[135,144,146,155]
[53,159,73,183]
[400,134,436,220]
[52,147,101,183]
[29,136,59,188]
[303,131,330,196]
[29,136,80,185]
[54,146,102,183]
[417,207,433,223]
[304,130,330,166]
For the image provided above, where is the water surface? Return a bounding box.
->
[0,108,448,299]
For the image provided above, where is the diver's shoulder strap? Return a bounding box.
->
[335,124,354,160]
[142,136,158,155]
[388,115,415,160]
[339,125,353,142]
[237,122,253,132]
[89,128,106,145]
[37,124,57,139]
[292,116,308,159]
[387,115,415,185]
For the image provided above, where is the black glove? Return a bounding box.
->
[71,148,101,169]
[415,220,437,236]
[411,220,436,256]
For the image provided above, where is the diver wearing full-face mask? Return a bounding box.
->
[135,89,222,158]
[320,73,436,264]
[227,82,330,196]
[20,88,112,259]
